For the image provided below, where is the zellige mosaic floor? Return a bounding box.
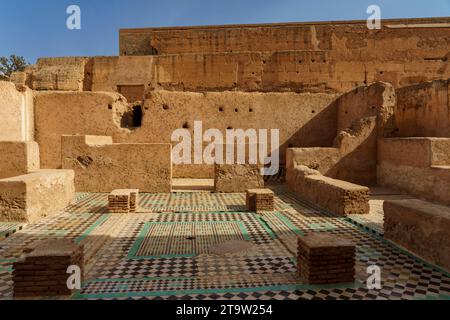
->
[0,186,449,300]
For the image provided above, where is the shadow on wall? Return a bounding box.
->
[285,99,338,149]
[286,82,397,187]
[394,79,450,138]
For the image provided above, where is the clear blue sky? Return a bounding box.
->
[1,0,449,63]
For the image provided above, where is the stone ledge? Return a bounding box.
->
[214,164,264,193]
[0,170,75,223]
[0,141,40,180]
[384,199,450,273]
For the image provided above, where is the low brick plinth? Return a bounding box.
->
[246,189,275,212]
[297,233,355,285]
[108,189,139,213]
[13,240,84,297]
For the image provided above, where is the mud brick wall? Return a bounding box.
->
[286,82,396,187]
[0,142,40,180]
[35,90,337,178]
[0,170,75,223]
[118,18,450,92]
[23,18,450,94]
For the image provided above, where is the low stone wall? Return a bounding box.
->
[214,164,264,193]
[0,170,75,223]
[378,138,450,205]
[61,135,172,193]
[0,142,40,179]
[384,199,450,273]
[287,165,370,216]
[286,82,396,186]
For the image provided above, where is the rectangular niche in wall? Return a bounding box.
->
[117,85,145,103]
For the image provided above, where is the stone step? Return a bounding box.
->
[172,179,214,193]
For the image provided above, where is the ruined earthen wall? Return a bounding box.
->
[31,57,90,91]
[116,19,450,92]
[119,19,450,56]
[61,135,172,192]
[90,56,154,92]
[34,91,131,169]
[287,82,396,186]
[21,19,450,95]
[34,90,338,178]
[395,80,450,137]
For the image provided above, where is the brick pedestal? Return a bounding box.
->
[108,189,139,213]
[13,240,84,297]
[297,233,355,285]
[246,189,275,213]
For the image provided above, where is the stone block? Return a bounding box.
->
[214,164,264,193]
[108,189,139,213]
[0,170,75,223]
[0,142,40,179]
[246,189,275,212]
[13,240,84,297]
[297,233,355,285]
[384,199,450,272]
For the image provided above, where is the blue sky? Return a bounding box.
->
[1,0,449,63]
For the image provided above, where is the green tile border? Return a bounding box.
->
[273,212,305,237]
[75,214,111,244]
[73,281,364,300]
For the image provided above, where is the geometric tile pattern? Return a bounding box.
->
[0,223,25,241]
[0,185,449,300]
[130,221,251,259]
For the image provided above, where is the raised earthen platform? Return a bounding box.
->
[384,199,450,273]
